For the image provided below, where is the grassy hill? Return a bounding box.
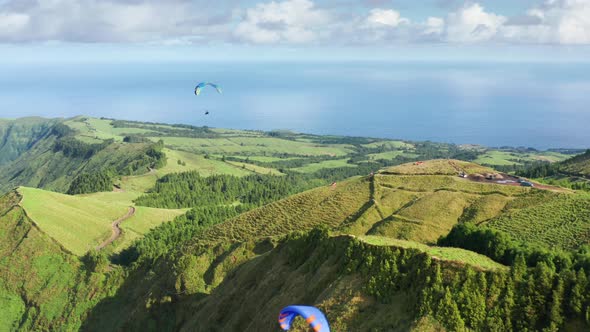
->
[2,155,590,331]
[172,233,506,332]
[1,116,589,331]
[561,150,590,176]
[0,191,118,331]
[0,133,166,193]
[17,186,187,256]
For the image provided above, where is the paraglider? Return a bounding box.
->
[278,306,330,332]
[195,82,222,96]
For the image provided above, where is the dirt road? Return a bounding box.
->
[96,207,136,250]
[465,173,568,192]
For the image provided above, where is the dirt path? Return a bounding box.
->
[96,207,136,250]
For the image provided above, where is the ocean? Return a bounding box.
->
[1,60,590,149]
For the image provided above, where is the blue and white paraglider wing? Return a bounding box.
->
[278,305,330,332]
[195,82,222,96]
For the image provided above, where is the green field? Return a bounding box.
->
[18,187,128,255]
[18,186,187,255]
[474,150,570,166]
[225,160,283,175]
[362,140,414,149]
[292,158,356,173]
[159,149,251,177]
[153,136,354,156]
[242,156,297,162]
[65,117,170,142]
[368,150,418,161]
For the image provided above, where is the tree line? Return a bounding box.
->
[289,228,590,331]
[438,223,590,273]
[54,137,113,158]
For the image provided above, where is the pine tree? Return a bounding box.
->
[569,269,587,316]
[547,277,564,331]
[437,287,465,332]
[511,254,527,282]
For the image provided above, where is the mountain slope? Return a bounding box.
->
[0,125,166,193]
[0,117,57,166]
[561,149,590,176]
[0,191,117,331]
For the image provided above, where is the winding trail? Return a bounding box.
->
[96,207,136,250]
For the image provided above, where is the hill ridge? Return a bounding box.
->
[5,189,78,256]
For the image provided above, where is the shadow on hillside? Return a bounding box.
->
[80,262,208,332]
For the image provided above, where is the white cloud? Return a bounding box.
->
[541,0,590,44]
[0,13,29,40]
[445,3,506,43]
[423,17,445,36]
[366,9,409,28]
[0,0,231,43]
[234,0,330,44]
[1,0,590,46]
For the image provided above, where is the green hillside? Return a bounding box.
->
[516,150,590,191]
[1,116,589,332]
[17,187,186,255]
[84,228,590,332]
[561,150,590,176]
[0,116,574,196]
[0,129,166,193]
[78,159,590,331]
[0,117,58,166]
[0,191,118,331]
[18,187,130,255]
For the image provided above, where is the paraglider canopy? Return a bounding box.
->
[278,305,330,332]
[195,82,222,96]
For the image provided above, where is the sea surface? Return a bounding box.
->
[1,61,590,149]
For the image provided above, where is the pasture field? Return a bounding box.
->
[474,151,524,166]
[233,155,297,163]
[474,150,570,166]
[382,159,495,175]
[152,136,353,156]
[159,149,251,177]
[362,140,414,149]
[225,160,283,175]
[368,151,418,161]
[18,187,128,255]
[291,159,356,173]
[18,187,188,255]
[358,235,507,271]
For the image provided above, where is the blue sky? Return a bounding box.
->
[1,0,590,62]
